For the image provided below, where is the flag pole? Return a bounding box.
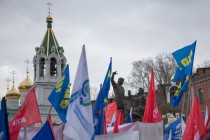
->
[180,87,187,140]
[47,105,53,120]
[186,76,192,120]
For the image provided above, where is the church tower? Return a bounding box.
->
[33,9,67,122]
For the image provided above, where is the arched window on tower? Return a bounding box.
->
[34,63,36,79]
[61,59,65,73]
[40,58,45,77]
[198,88,204,104]
[50,57,57,76]
[169,86,178,101]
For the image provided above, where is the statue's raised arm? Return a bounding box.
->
[111,71,127,120]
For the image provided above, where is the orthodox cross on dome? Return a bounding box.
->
[5,77,11,91]
[47,2,52,16]
[24,59,32,73]
[10,71,18,84]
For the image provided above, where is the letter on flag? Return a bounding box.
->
[93,58,112,135]
[182,95,206,139]
[143,68,161,123]
[63,45,94,140]
[48,65,70,124]
[0,97,10,140]
[171,41,196,109]
[9,87,42,140]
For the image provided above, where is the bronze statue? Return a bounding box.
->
[130,87,147,122]
[111,71,127,116]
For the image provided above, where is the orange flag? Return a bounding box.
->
[9,87,42,140]
[143,68,161,123]
[182,95,207,139]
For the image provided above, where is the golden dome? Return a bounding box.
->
[46,15,53,22]
[6,83,20,99]
[18,73,33,91]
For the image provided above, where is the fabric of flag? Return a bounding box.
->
[0,132,4,140]
[104,102,117,126]
[47,115,56,139]
[103,110,107,135]
[205,114,210,138]
[9,87,42,140]
[63,46,94,140]
[126,107,132,123]
[206,114,210,132]
[205,106,209,125]
[172,41,196,76]
[110,112,117,127]
[164,118,181,140]
[117,110,123,125]
[143,68,161,123]
[48,65,70,124]
[32,118,54,140]
[182,95,206,139]
[181,117,186,135]
[171,41,196,109]
[171,75,189,109]
[0,97,10,140]
[113,113,119,134]
[93,58,112,135]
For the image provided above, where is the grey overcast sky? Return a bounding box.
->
[0,0,210,97]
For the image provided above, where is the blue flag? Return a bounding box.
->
[0,97,10,140]
[48,65,70,123]
[172,41,196,76]
[126,114,132,123]
[171,41,196,109]
[32,120,54,140]
[164,119,182,140]
[126,107,132,123]
[93,58,112,135]
[171,75,189,108]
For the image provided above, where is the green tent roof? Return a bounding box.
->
[38,16,61,56]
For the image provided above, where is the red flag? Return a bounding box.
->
[113,116,119,133]
[9,87,42,140]
[117,110,123,125]
[104,102,118,125]
[182,95,207,139]
[143,68,161,123]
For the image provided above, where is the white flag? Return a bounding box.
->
[205,105,208,125]
[63,45,94,140]
[181,117,186,137]
[130,107,133,122]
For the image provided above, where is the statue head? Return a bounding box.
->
[137,87,144,95]
[128,90,131,96]
[117,77,124,85]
